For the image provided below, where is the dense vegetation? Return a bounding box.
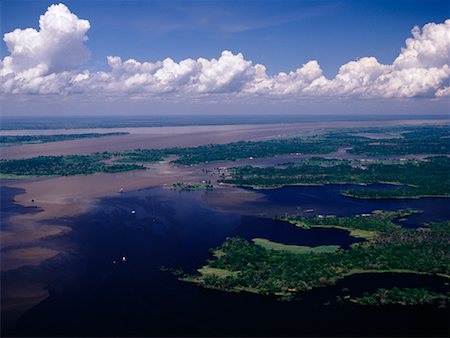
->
[2,125,448,177]
[348,126,450,156]
[170,139,338,165]
[171,182,214,190]
[221,156,450,199]
[121,125,449,165]
[114,149,167,163]
[280,209,420,239]
[0,154,144,176]
[0,132,128,146]
[117,138,340,165]
[342,287,449,306]
[423,220,450,235]
[181,212,450,298]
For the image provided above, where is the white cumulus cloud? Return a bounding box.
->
[2,3,90,75]
[393,20,450,69]
[1,3,449,101]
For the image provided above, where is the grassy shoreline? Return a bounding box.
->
[177,213,449,300]
[279,209,421,240]
[252,238,340,254]
[182,264,450,299]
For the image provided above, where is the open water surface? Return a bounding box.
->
[1,185,449,336]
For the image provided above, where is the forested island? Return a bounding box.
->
[179,216,450,300]
[1,125,448,178]
[116,125,449,164]
[171,182,214,190]
[347,125,450,156]
[0,132,128,146]
[279,209,421,239]
[339,287,449,306]
[115,136,337,164]
[220,156,450,199]
[0,154,143,177]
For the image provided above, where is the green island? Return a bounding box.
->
[178,216,450,300]
[0,133,338,176]
[171,182,214,191]
[169,137,337,165]
[1,125,449,180]
[117,125,449,165]
[220,156,450,199]
[279,209,421,240]
[347,125,450,156]
[0,154,144,176]
[113,148,167,163]
[0,132,128,146]
[338,287,449,306]
[116,136,339,165]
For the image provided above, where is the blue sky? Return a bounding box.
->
[1,0,449,115]
[3,0,448,77]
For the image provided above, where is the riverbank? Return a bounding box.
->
[1,119,447,159]
[1,119,449,335]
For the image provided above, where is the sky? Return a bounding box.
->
[1,0,449,116]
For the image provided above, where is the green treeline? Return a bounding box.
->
[180,216,450,297]
[348,126,450,156]
[221,156,450,198]
[422,220,450,235]
[0,132,128,146]
[171,182,214,190]
[1,125,448,177]
[183,219,450,297]
[344,287,449,306]
[281,209,421,234]
[0,154,144,176]
[118,138,339,165]
[119,125,449,164]
[170,138,337,165]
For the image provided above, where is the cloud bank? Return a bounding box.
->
[1,3,449,100]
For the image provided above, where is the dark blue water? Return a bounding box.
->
[238,184,450,227]
[0,186,40,220]
[3,185,450,336]
[41,188,363,275]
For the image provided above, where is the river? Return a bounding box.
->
[1,185,449,336]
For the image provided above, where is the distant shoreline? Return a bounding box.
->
[1,119,448,160]
[1,114,448,130]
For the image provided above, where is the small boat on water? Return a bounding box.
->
[304,209,315,213]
